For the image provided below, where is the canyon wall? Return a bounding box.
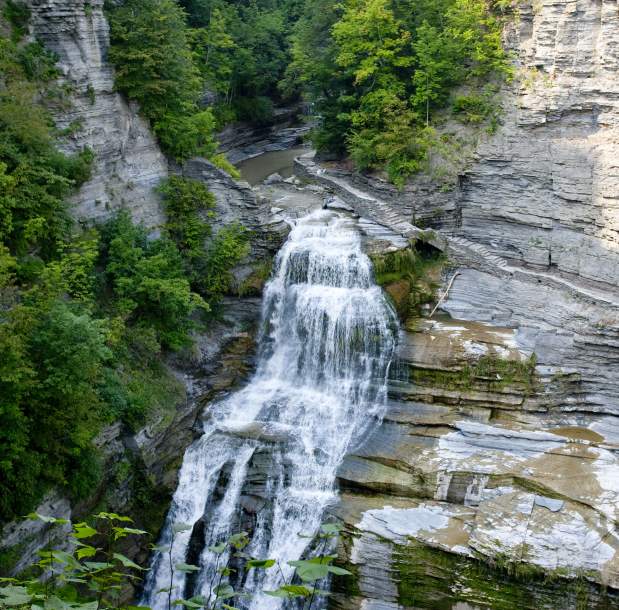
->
[26,0,168,227]
[328,2,619,608]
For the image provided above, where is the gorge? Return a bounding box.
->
[1,0,619,609]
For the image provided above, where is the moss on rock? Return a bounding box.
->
[394,539,614,610]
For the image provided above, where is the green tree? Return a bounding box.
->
[190,7,236,99]
[294,0,510,184]
[101,212,208,350]
[159,175,215,267]
[107,0,220,163]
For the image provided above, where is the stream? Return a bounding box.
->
[142,209,399,609]
[236,147,309,185]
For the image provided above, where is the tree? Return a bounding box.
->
[333,0,412,88]
[107,0,220,163]
[101,212,208,350]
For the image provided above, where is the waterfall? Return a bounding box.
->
[142,210,398,609]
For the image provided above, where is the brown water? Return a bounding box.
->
[236,146,309,185]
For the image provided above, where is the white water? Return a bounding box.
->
[142,210,398,609]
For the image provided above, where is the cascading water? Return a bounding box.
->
[142,209,398,609]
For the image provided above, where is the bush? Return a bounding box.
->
[158,176,249,303]
[232,95,275,125]
[158,175,215,265]
[2,0,30,38]
[0,34,93,260]
[101,212,208,350]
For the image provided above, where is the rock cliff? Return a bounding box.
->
[460,0,619,288]
[25,0,169,227]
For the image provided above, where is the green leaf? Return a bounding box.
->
[113,553,146,570]
[328,565,352,576]
[73,523,98,539]
[228,532,249,550]
[214,584,235,600]
[26,513,69,525]
[119,527,148,536]
[175,563,200,573]
[0,585,32,606]
[245,558,275,569]
[320,523,342,535]
[94,512,133,522]
[51,550,79,568]
[264,585,312,598]
[71,602,99,610]
[84,561,114,571]
[151,544,170,553]
[287,559,330,582]
[172,595,207,608]
[172,523,192,534]
[76,545,97,560]
[207,543,226,554]
[43,595,71,610]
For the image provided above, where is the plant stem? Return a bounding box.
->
[168,533,175,610]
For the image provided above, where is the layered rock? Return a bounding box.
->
[217,105,312,165]
[181,158,290,259]
[25,0,168,227]
[335,305,619,608]
[459,0,619,289]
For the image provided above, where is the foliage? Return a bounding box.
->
[199,224,249,300]
[100,211,208,350]
[1,515,351,610]
[290,0,511,184]
[2,1,31,38]
[0,34,93,260]
[158,177,249,304]
[181,0,302,123]
[0,18,246,523]
[159,176,216,267]
[106,0,220,163]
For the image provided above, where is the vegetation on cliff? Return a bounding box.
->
[106,0,303,143]
[105,0,510,185]
[0,13,247,523]
[289,0,511,184]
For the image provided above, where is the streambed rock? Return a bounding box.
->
[335,288,619,608]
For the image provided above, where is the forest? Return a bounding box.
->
[0,0,509,523]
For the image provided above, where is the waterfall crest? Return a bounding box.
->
[142,210,398,609]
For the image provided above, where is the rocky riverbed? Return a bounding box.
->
[252,163,619,609]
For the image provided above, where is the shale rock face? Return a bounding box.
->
[460,0,619,288]
[336,310,619,609]
[25,0,169,227]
